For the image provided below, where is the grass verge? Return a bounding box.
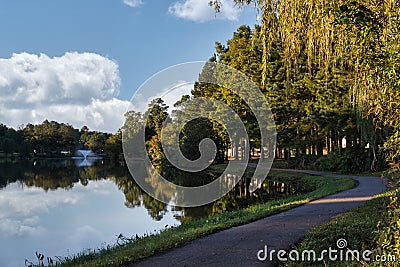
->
[53,169,355,267]
[283,190,390,267]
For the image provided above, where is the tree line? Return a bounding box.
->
[208,0,400,259]
[212,0,399,175]
[123,23,381,174]
[2,19,392,174]
[0,121,122,159]
[3,0,398,177]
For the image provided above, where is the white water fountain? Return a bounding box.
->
[76,150,93,160]
[73,150,93,166]
[73,150,102,167]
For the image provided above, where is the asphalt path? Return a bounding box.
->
[128,168,386,267]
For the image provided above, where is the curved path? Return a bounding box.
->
[129,168,386,267]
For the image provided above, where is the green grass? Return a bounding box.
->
[271,159,291,169]
[283,191,390,267]
[52,169,355,267]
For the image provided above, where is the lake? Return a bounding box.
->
[0,159,296,266]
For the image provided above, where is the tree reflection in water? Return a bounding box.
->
[0,159,307,222]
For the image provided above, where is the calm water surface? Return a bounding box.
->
[0,159,297,266]
[0,159,181,267]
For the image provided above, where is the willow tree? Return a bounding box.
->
[211,0,352,76]
[212,0,399,172]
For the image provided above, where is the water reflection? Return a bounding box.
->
[0,159,181,267]
[74,158,97,167]
[0,160,302,220]
[0,159,303,266]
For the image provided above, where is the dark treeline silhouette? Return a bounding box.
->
[0,121,122,160]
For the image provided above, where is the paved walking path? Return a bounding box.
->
[129,168,386,267]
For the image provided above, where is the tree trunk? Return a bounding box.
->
[326,135,330,153]
[284,148,290,159]
[234,138,239,160]
[317,141,323,156]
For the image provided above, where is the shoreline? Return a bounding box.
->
[54,169,356,267]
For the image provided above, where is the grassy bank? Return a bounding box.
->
[51,169,355,267]
[284,190,391,267]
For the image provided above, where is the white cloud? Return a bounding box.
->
[0,52,130,133]
[123,0,143,8]
[0,184,78,237]
[168,0,241,22]
[0,181,115,238]
[0,184,80,218]
[0,217,44,237]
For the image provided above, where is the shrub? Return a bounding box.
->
[314,146,369,173]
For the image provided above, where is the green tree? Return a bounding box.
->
[144,98,170,172]
[80,131,108,154]
[105,131,123,160]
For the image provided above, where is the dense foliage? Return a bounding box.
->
[121,24,375,174]
[199,25,366,170]
[0,121,122,159]
[212,0,399,174]
[212,0,400,261]
[2,0,399,260]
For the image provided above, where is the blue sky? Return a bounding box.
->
[0,0,258,132]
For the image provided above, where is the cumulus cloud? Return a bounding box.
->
[168,0,241,22]
[0,217,44,237]
[0,184,78,237]
[0,52,130,133]
[123,0,143,8]
[0,184,80,218]
[0,180,116,238]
